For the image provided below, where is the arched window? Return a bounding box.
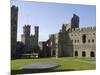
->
[92,39,94,43]
[77,40,79,43]
[93,33,95,35]
[75,40,76,43]
[90,51,95,57]
[82,51,86,57]
[82,34,86,43]
[88,39,90,43]
[75,51,78,56]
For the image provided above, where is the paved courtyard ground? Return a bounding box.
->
[11,57,96,74]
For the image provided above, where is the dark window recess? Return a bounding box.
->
[77,40,79,43]
[90,51,95,57]
[88,40,90,43]
[82,34,86,43]
[75,51,78,56]
[93,33,95,35]
[92,39,94,43]
[75,40,76,43]
[82,51,86,57]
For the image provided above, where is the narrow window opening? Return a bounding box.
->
[82,34,86,43]
[92,39,94,43]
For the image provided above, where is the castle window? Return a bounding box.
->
[82,51,86,57]
[92,39,94,43]
[71,40,73,43]
[82,34,86,43]
[75,51,78,56]
[77,40,79,43]
[90,51,95,57]
[93,33,95,35]
[75,40,76,43]
[88,40,90,43]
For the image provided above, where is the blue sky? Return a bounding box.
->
[11,0,96,41]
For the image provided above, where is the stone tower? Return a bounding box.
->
[71,14,79,28]
[62,24,66,32]
[34,26,39,46]
[11,5,18,58]
[21,25,31,53]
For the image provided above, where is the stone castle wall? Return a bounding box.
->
[49,26,96,57]
[68,27,96,57]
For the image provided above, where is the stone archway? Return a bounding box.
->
[75,51,78,56]
[90,51,95,57]
[82,51,86,57]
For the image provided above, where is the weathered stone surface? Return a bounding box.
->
[48,14,96,58]
[11,5,18,58]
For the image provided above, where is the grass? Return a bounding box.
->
[11,57,96,74]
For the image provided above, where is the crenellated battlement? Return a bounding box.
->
[23,25,31,28]
[68,26,96,32]
[23,25,31,36]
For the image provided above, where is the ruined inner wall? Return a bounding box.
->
[49,25,96,57]
[57,31,73,57]
[49,34,56,56]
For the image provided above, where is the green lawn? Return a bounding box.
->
[11,57,96,74]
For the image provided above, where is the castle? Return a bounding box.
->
[21,25,39,53]
[11,5,96,58]
[47,14,96,58]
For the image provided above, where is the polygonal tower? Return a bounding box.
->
[23,25,30,37]
[21,25,31,53]
[11,5,18,58]
[34,26,39,46]
[71,14,79,28]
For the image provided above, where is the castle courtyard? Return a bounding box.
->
[11,57,96,74]
[11,1,96,74]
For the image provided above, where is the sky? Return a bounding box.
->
[11,0,96,41]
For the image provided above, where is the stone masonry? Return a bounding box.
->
[11,5,18,58]
[48,14,96,58]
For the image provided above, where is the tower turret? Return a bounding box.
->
[71,14,79,28]
[23,25,31,36]
[21,25,31,53]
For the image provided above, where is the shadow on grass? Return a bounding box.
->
[11,69,76,75]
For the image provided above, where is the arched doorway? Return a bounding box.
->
[75,51,78,56]
[82,51,86,57]
[90,51,95,57]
